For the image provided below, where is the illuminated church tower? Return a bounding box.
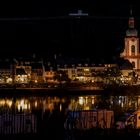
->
[121,10,140,70]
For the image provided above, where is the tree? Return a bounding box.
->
[128,71,138,84]
[118,58,133,70]
[106,66,122,77]
[100,66,122,86]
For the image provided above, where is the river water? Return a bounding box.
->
[0,89,140,138]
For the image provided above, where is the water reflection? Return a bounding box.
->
[0,94,140,135]
[0,94,140,114]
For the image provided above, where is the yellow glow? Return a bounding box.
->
[28,104,31,110]
[79,97,84,105]
[6,100,12,107]
[60,103,62,112]
[6,78,12,83]
[61,98,65,103]
[84,68,89,71]
[35,101,37,107]
[24,104,27,109]
[91,97,95,104]
[18,104,21,111]
[121,102,124,108]
[16,99,30,111]
[48,103,54,111]
[85,96,88,104]
[0,99,5,105]
[84,106,90,110]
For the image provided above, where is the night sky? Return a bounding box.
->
[0,0,140,62]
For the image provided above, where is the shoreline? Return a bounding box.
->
[0,87,104,97]
[0,84,140,96]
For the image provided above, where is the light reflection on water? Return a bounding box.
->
[0,94,140,114]
[0,93,140,135]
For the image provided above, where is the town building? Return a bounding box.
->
[0,59,13,84]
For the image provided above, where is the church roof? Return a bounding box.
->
[126,28,138,37]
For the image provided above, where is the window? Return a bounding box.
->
[84,68,89,71]
[131,45,135,53]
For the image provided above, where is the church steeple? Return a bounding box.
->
[129,9,134,28]
[121,7,140,71]
[126,8,138,37]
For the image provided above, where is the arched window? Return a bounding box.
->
[132,61,135,68]
[131,45,135,53]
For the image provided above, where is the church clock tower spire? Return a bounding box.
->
[126,8,137,37]
[121,8,140,72]
[129,9,134,28]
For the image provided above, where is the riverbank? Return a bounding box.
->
[1,84,140,96]
[0,87,104,97]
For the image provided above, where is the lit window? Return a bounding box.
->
[84,69,89,71]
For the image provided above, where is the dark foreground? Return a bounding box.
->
[1,128,140,140]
